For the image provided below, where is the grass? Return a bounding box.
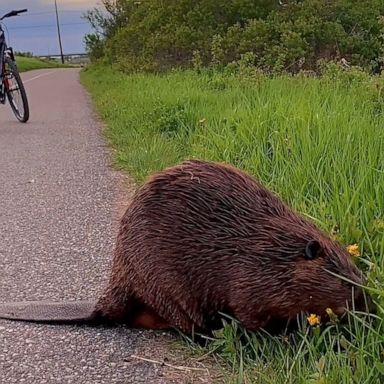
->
[81,65,384,383]
[16,56,69,72]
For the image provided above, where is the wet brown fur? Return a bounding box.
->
[92,159,364,334]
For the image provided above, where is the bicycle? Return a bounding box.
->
[0,9,29,123]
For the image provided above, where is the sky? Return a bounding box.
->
[0,0,102,55]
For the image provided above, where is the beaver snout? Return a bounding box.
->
[331,287,367,318]
[348,266,375,312]
[352,286,375,313]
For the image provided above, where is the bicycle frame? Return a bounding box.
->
[0,26,10,102]
[0,33,15,81]
[0,34,15,62]
[0,26,7,101]
[0,9,30,122]
[0,10,25,81]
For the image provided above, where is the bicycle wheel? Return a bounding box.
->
[4,57,29,122]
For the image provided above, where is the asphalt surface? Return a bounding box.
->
[0,69,188,384]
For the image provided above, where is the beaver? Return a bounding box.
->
[0,160,366,334]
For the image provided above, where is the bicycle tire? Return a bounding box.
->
[4,57,29,123]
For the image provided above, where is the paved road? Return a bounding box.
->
[0,69,199,384]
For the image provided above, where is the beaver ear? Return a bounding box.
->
[305,240,321,260]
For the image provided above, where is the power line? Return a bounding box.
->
[19,10,87,17]
[7,22,89,30]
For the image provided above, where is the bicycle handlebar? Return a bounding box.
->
[0,9,28,21]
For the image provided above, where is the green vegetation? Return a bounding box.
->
[82,1,384,381]
[16,56,67,72]
[82,65,384,383]
[85,0,384,73]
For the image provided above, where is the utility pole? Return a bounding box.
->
[54,0,64,64]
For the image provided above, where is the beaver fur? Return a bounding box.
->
[0,160,365,334]
[93,160,365,332]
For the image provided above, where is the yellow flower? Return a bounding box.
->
[307,314,321,326]
[347,244,360,257]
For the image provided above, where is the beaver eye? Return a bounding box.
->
[305,240,321,260]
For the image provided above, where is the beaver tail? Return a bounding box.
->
[0,301,101,325]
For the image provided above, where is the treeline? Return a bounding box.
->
[85,0,384,74]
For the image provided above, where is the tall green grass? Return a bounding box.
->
[82,65,384,383]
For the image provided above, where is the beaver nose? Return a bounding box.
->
[352,286,374,313]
